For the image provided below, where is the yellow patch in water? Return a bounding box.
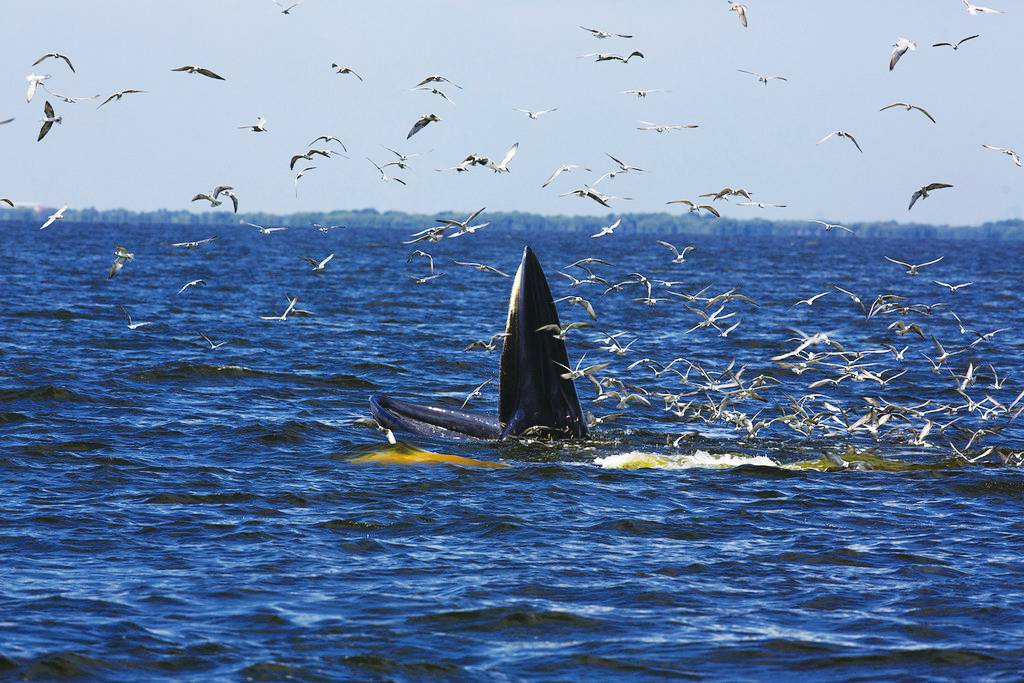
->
[351,443,507,468]
[595,450,781,470]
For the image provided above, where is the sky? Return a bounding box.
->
[1,0,1021,226]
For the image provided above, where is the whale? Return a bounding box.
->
[369,245,588,440]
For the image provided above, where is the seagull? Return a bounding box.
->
[273,0,302,14]
[637,121,698,132]
[461,379,494,409]
[198,334,230,350]
[447,222,490,238]
[817,130,863,153]
[39,86,100,104]
[260,296,299,321]
[621,89,670,98]
[314,223,344,235]
[729,2,748,27]
[890,38,916,71]
[932,35,980,50]
[536,322,592,340]
[934,280,973,293]
[191,193,222,208]
[414,86,455,104]
[542,164,589,188]
[170,237,217,249]
[0,199,13,207]
[606,153,645,174]
[579,51,645,63]
[330,64,363,81]
[407,250,434,273]
[119,305,152,330]
[410,273,446,285]
[580,26,632,39]
[453,261,510,277]
[0,118,12,126]
[737,201,786,209]
[561,185,616,208]
[737,69,787,85]
[217,188,239,213]
[177,279,206,295]
[884,255,943,276]
[487,142,518,173]
[514,108,557,120]
[289,148,339,169]
[963,0,1003,14]
[33,53,75,73]
[108,246,134,279]
[908,183,953,210]
[39,205,67,229]
[171,65,225,80]
[657,241,696,263]
[37,100,61,141]
[294,165,316,197]
[415,74,462,90]
[591,218,622,238]
[301,253,335,272]
[554,295,598,321]
[381,147,422,170]
[244,221,288,235]
[982,145,1021,167]
[308,135,348,152]
[25,74,50,103]
[367,157,407,185]
[794,291,830,307]
[97,89,146,108]
[436,207,486,231]
[809,220,855,234]
[239,116,268,132]
[879,102,936,123]
[665,199,720,217]
[407,114,441,139]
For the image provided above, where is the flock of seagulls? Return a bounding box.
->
[3,2,1022,467]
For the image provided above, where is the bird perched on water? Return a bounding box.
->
[817,130,863,153]
[330,64,363,80]
[932,35,980,50]
[33,52,75,72]
[579,26,632,39]
[514,108,557,120]
[37,100,61,141]
[108,246,134,279]
[982,145,1021,167]
[239,116,268,132]
[890,38,916,71]
[407,114,440,139]
[880,102,936,123]
[908,183,953,210]
[25,74,50,102]
[737,69,787,85]
[40,205,68,229]
[728,2,748,27]
[97,89,146,108]
[172,65,225,80]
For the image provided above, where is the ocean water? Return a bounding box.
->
[1,219,1023,680]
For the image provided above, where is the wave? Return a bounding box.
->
[130,362,376,388]
[0,386,92,403]
[595,450,781,470]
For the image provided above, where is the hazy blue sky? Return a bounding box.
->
[2,1,1021,225]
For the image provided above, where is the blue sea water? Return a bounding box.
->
[1,219,1023,681]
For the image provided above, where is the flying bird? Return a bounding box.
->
[108,246,134,279]
[591,218,622,238]
[729,2,748,27]
[37,100,61,141]
[963,0,1003,14]
[637,121,698,132]
[579,26,632,39]
[308,135,347,152]
[119,305,152,330]
[657,241,696,263]
[294,165,316,197]
[302,254,335,272]
[514,108,557,120]
[542,164,589,188]
[414,74,462,90]
[578,51,645,63]
[981,145,1021,167]
[621,89,670,98]
[367,157,407,185]
[879,102,936,123]
[25,74,50,103]
[487,142,518,173]
[330,64,363,81]
[33,53,75,72]
[890,38,916,71]
[908,183,953,210]
[239,116,268,132]
[932,35,980,50]
[884,255,944,276]
[817,130,863,153]
[198,334,230,350]
[170,237,217,249]
[171,65,225,80]
[244,221,288,235]
[97,89,146,108]
[407,114,441,139]
[40,204,68,229]
[737,69,787,85]
[414,86,455,104]
[177,279,206,295]
[809,220,855,234]
[273,0,302,14]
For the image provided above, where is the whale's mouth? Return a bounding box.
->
[369,245,588,441]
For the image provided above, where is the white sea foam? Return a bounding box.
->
[594,450,782,470]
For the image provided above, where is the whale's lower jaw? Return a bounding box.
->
[369,395,501,441]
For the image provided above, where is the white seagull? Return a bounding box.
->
[40,204,68,229]
[890,38,917,71]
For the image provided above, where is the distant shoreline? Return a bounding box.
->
[4,206,1023,240]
